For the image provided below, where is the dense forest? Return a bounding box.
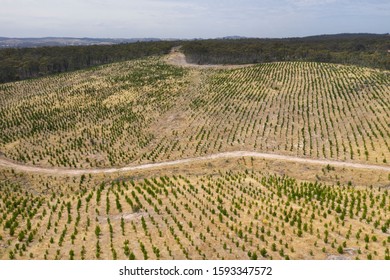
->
[182,34,390,70]
[0,34,389,84]
[0,41,178,83]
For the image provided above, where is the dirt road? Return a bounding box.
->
[165,47,253,69]
[0,151,389,175]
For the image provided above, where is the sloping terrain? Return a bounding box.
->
[1,54,389,168]
[0,52,389,260]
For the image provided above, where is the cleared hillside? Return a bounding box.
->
[0,53,389,260]
[0,169,389,260]
[1,55,389,168]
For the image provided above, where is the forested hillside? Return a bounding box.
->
[0,34,389,84]
[182,34,390,69]
[0,41,178,83]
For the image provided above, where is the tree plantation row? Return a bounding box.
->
[0,56,389,168]
[0,169,389,260]
[172,61,390,165]
[0,57,189,168]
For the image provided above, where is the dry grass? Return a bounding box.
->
[0,158,389,260]
[1,57,389,168]
[0,54,389,260]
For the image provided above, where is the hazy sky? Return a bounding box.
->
[1,0,389,38]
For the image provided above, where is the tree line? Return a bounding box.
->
[182,34,390,69]
[0,34,389,84]
[0,41,178,83]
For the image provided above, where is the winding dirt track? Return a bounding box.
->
[1,51,389,175]
[0,151,389,175]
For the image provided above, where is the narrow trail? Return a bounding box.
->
[165,47,254,69]
[0,151,389,175]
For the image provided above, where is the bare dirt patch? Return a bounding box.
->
[165,47,254,69]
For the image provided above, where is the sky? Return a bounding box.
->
[0,0,389,38]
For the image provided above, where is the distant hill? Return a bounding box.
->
[0,37,162,48]
[182,33,390,69]
[220,36,249,40]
